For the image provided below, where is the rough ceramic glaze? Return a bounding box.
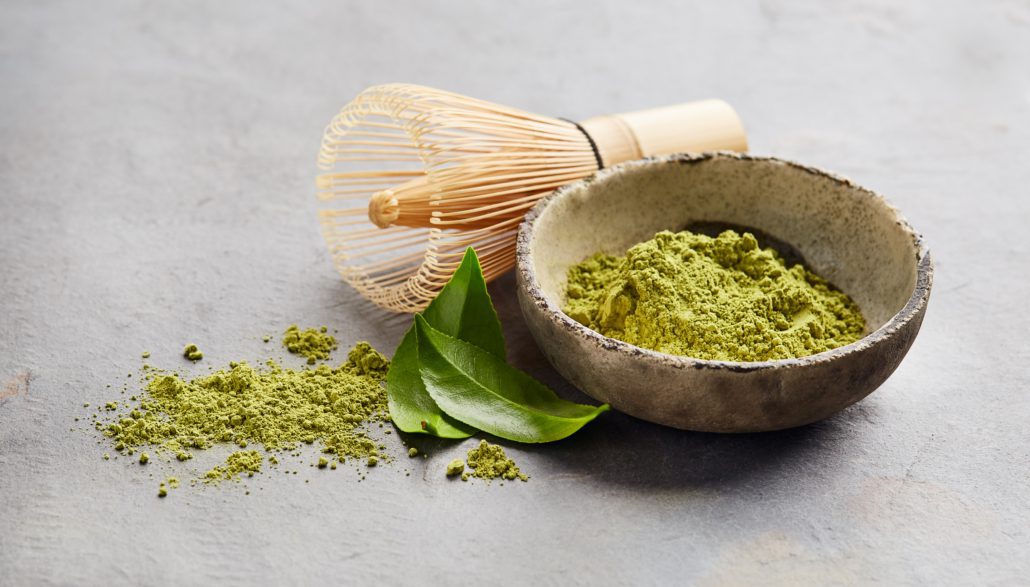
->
[516,153,933,433]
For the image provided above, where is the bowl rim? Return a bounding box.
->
[515,152,933,373]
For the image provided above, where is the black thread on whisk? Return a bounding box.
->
[562,118,604,170]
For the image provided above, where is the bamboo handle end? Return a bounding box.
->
[581,100,748,168]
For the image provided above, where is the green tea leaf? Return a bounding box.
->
[387,329,473,437]
[422,248,506,359]
[387,248,505,437]
[414,315,609,443]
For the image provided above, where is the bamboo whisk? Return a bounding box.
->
[316,84,747,312]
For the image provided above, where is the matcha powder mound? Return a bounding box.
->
[205,450,263,483]
[101,341,391,480]
[282,324,338,364]
[564,229,866,362]
[465,440,528,482]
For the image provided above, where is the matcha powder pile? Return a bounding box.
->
[282,324,338,364]
[564,229,865,361]
[101,342,391,481]
[461,440,528,482]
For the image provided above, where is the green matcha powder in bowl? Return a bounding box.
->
[563,228,866,362]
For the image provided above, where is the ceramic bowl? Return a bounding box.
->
[515,153,932,433]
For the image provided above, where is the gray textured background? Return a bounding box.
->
[2,1,1028,585]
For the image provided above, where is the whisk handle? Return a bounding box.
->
[580,100,747,168]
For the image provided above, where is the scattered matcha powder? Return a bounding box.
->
[157,477,179,498]
[205,450,263,483]
[183,344,203,362]
[564,229,866,361]
[465,440,528,482]
[282,324,338,365]
[100,341,391,486]
[141,351,150,359]
[407,447,418,458]
[445,459,465,477]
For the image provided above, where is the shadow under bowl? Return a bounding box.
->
[515,153,932,433]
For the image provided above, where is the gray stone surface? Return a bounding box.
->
[1,1,1027,584]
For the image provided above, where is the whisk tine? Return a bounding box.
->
[316,83,747,312]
